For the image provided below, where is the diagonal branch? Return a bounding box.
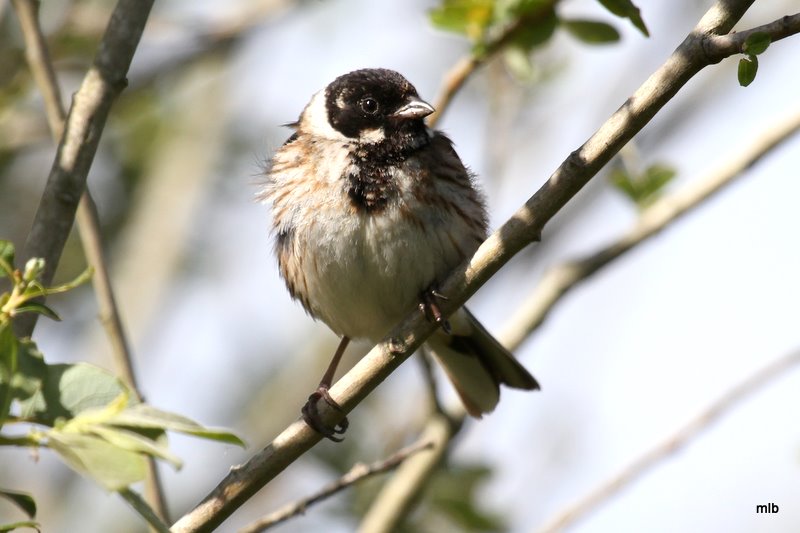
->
[171,2,800,531]
[357,414,460,533]
[239,439,435,533]
[502,106,800,349]
[360,107,800,532]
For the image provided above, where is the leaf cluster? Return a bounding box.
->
[610,164,676,209]
[738,32,771,87]
[430,0,649,57]
[0,240,244,531]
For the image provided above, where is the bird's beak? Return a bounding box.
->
[392,96,435,119]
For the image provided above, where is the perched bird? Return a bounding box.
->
[261,68,538,440]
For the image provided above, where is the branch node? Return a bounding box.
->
[386,337,407,356]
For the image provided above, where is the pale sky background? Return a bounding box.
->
[5,0,800,531]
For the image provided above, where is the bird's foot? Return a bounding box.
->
[301,387,349,442]
[419,286,452,334]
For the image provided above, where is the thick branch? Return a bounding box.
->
[172,2,800,531]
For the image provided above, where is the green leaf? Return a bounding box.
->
[562,19,620,44]
[0,241,14,276]
[508,7,558,51]
[610,163,676,208]
[2,339,47,417]
[500,0,552,18]
[0,489,36,518]
[743,32,770,55]
[107,404,246,447]
[0,323,19,426]
[48,431,147,491]
[738,55,758,87]
[13,302,60,322]
[17,362,130,426]
[427,463,505,531]
[0,521,40,533]
[429,0,495,41]
[597,0,649,36]
[88,425,182,469]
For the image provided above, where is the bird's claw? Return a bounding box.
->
[420,287,452,334]
[301,387,349,442]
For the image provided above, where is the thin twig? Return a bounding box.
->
[13,0,155,339]
[171,3,800,531]
[10,0,167,522]
[536,349,800,533]
[238,440,435,533]
[428,0,557,127]
[358,414,460,533]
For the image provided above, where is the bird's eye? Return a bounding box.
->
[359,97,379,115]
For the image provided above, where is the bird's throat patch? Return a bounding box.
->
[346,165,394,213]
[344,130,429,213]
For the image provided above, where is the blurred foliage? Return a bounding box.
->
[429,0,647,54]
[596,0,647,36]
[610,163,676,209]
[429,0,647,85]
[398,463,505,532]
[0,240,243,530]
[0,489,37,530]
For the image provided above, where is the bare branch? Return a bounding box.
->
[358,414,459,533]
[171,2,800,531]
[239,440,435,533]
[10,0,66,135]
[536,349,800,533]
[361,93,800,533]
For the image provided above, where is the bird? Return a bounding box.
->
[260,68,539,441]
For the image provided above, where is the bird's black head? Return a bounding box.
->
[323,68,434,144]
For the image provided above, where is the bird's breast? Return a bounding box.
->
[266,136,483,341]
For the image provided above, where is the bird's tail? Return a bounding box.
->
[426,307,539,417]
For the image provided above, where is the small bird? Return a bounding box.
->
[261,68,538,440]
